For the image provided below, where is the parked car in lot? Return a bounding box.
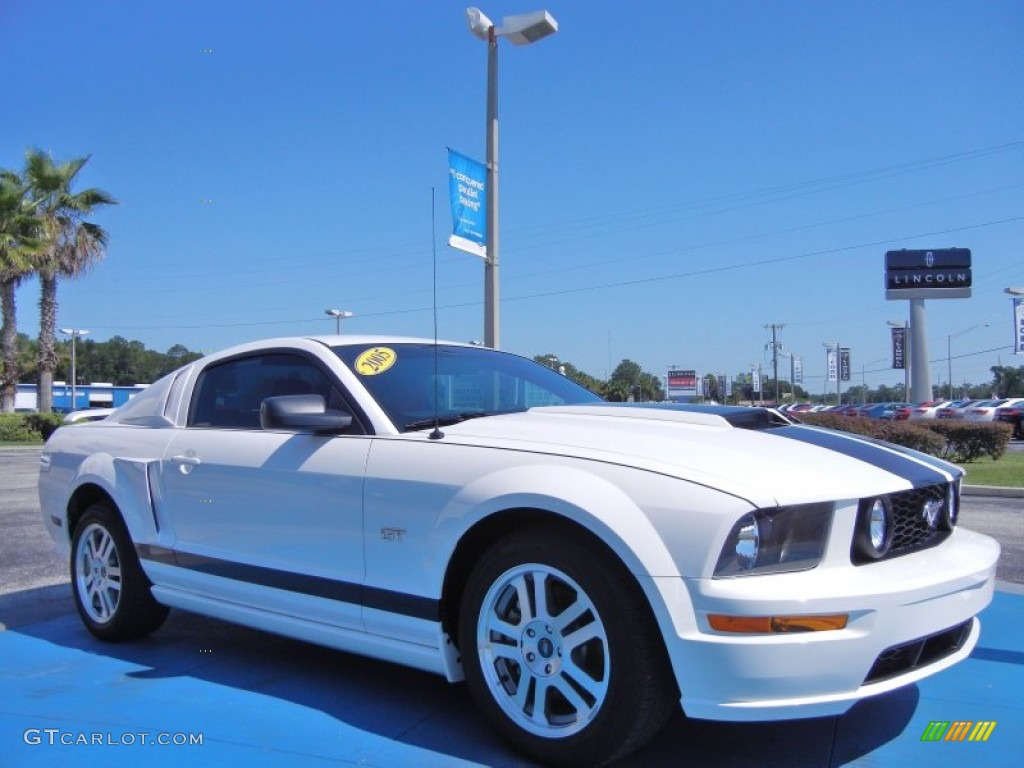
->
[935,400,978,419]
[890,406,911,421]
[62,408,115,424]
[996,402,1024,439]
[851,402,908,420]
[38,336,1000,766]
[908,401,955,420]
[962,397,1024,422]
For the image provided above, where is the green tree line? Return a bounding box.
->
[11,332,203,387]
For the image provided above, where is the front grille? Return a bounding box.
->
[888,484,949,555]
[852,483,953,565]
[864,620,972,684]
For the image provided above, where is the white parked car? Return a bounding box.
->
[907,400,954,420]
[962,397,1024,422]
[38,337,999,766]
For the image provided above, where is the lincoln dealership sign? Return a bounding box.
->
[885,248,971,300]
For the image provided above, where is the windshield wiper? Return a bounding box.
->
[404,411,491,431]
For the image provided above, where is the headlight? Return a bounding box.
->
[852,497,892,562]
[941,480,959,530]
[715,503,832,577]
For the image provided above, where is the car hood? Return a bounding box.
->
[434,404,961,508]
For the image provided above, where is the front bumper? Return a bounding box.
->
[671,527,999,721]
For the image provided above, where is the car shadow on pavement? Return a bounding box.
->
[9,604,918,767]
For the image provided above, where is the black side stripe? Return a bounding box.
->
[773,426,953,488]
[137,544,439,621]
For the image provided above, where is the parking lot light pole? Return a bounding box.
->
[59,328,89,411]
[465,7,558,349]
[325,309,354,334]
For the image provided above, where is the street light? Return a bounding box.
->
[59,328,90,412]
[860,358,886,404]
[887,319,910,401]
[324,309,354,334]
[465,6,558,349]
[946,324,988,399]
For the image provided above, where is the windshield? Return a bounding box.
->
[332,343,602,432]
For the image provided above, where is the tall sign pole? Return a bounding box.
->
[885,248,972,403]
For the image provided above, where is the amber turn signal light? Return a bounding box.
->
[708,614,849,633]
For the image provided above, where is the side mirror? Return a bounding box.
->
[260,394,353,434]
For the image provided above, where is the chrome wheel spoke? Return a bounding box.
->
[563,620,601,651]
[529,678,552,724]
[551,672,598,720]
[531,572,551,621]
[511,574,534,623]
[489,616,521,641]
[552,596,588,633]
[561,657,607,700]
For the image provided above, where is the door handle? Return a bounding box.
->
[170,453,201,475]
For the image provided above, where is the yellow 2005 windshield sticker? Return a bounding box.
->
[355,347,397,376]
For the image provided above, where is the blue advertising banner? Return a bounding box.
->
[447,149,487,260]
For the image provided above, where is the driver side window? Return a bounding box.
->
[189,353,364,433]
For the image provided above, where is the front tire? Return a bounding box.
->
[458,527,676,767]
[70,502,169,641]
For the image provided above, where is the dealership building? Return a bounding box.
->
[15,382,147,413]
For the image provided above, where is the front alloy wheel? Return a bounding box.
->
[477,563,610,738]
[459,527,676,767]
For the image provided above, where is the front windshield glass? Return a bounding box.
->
[332,343,603,432]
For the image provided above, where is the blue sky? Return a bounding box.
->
[4,0,1023,395]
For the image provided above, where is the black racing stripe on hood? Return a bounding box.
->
[774,425,952,488]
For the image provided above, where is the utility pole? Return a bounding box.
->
[765,323,785,404]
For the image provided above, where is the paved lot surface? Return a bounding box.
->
[2,446,1021,766]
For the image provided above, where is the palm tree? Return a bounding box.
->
[0,171,41,413]
[23,150,116,412]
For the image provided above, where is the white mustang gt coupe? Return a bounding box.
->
[39,336,999,766]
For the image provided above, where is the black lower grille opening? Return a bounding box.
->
[864,620,972,685]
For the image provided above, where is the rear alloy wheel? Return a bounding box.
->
[71,503,169,641]
[459,528,676,767]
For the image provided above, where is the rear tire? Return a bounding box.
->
[458,526,677,767]
[70,502,169,641]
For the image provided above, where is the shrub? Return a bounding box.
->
[875,422,947,456]
[797,414,946,455]
[796,413,1012,462]
[23,413,65,441]
[0,412,65,443]
[0,414,40,442]
[918,421,1012,463]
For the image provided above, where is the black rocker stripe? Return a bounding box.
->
[136,544,439,621]
[773,425,953,488]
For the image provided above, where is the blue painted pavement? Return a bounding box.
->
[1,588,1020,767]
